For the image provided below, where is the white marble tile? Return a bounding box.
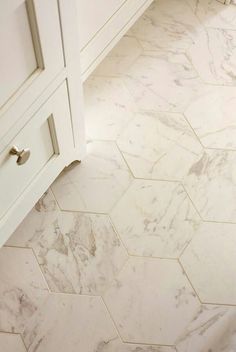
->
[131,0,203,53]
[93,34,143,77]
[51,141,133,213]
[184,85,236,149]
[183,149,236,222]
[9,210,128,295]
[7,190,59,249]
[187,27,236,85]
[0,247,49,333]
[0,333,26,352]
[117,111,203,181]
[97,337,176,352]
[110,180,200,259]
[122,51,205,113]
[23,295,117,352]
[84,76,136,141]
[187,0,236,30]
[103,257,199,345]
[176,304,236,352]
[180,222,236,305]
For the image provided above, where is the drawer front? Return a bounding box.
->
[0,82,73,220]
[0,0,64,139]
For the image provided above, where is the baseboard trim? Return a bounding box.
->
[80,0,153,81]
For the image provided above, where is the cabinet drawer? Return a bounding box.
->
[0,82,73,220]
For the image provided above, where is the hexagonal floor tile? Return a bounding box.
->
[8,206,128,295]
[180,222,236,305]
[117,111,203,181]
[184,85,236,150]
[84,76,136,141]
[98,337,176,352]
[0,247,49,333]
[187,28,236,86]
[22,295,117,352]
[110,180,200,259]
[186,0,236,30]
[103,258,199,345]
[0,333,26,352]
[131,0,202,53]
[6,191,59,243]
[122,50,205,113]
[51,141,133,213]
[176,304,236,352]
[183,149,236,222]
[93,34,143,77]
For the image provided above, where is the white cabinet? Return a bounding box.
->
[78,0,125,49]
[77,0,153,80]
[0,0,85,246]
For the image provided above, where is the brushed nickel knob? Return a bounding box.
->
[10,145,31,165]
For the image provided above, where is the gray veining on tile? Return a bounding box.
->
[3,1,236,350]
[84,76,136,141]
[23,295,117,352]
[186,0,236,30]
[103,257,199,345]
[8,210,128,295]
[122,50,205,113]
[131,0,202,53]
[110,180,201,258]
[183,149,236,222]
[188,27,236,85]
[0,247,49,333]
[176,304,236,352]
[184,85,236,149]
[117,111,203,181]
[51,141,133,213]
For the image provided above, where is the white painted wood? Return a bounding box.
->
[79,0,153,80]
[0,0,85,245]
[0,0,64,140]
[0,1,37,107]
[0,82,73,221]
[59,0,86,160]
[78,0,125,49]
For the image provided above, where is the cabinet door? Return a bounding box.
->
[0,0,64,141]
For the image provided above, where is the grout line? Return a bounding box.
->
[127,253,180,261]
[48,186,61,210]
[20,333,28,352]
[121,339,176,349]
[201,301,236,308]
[108,214,130,258]
[59,208,109,216]
[30,248,51,293]
[182,112,206,149]
[101,296,125,341]
[178,259,202,304]
[181,183,204,221]
[0,331,23,336]
[115,141,136,179]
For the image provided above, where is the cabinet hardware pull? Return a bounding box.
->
[10,145,31,165]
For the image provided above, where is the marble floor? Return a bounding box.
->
[1,0,236,351]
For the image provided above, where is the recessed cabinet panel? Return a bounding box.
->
[0,0,64,140]
[0,82,73,220]
[0,2,37,108]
